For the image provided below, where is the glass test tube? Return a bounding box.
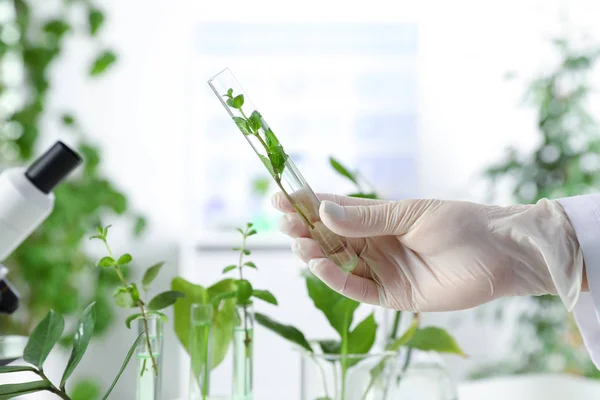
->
[189,304,213,400]
[136,314,163,400]
[207,68,359,272]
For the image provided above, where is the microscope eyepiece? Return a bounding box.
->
[25,141,82,194]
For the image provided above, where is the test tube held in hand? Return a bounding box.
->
[207,68,359,272]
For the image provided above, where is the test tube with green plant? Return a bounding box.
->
[207,68,359,273]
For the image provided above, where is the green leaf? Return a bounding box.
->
[236,280,253,305]
[222,265,237,274]
[134,216,147,236]
[97,257,115,267]
[102,225,112,237]
[172,278,236,369]
[0,366,36,374]
[71,379,101,400]
[318,340,341,354]
[62,114,75,126]
[232,94,244,108]
[88,7,104,36]
[142,262,165,291]
[248,111,262,131]
[247,229,257,236]
[206,280,236,367]
[255,313,311,352]
[129,283,141,303]
[147,290,185,311]
[346,313,377,367]
[233,117,252,135]
[113,287,136,308]
[172,278,208,351]
[259,154,275,177]
[265,129,287,175]
[43,19,70,38]
[329,157,357,184]
[125,313,142,329]
[252,290,278,305]
[348,192,379,199]
[117,254,132,265]
[101,333,144,400]
[23,310,65,368]
[0,381,52,397]
[244,261,257,269]
[90,50,117,76]
[347,313,377,355]
[305,271,359,337]
[211,290,237,305]
[60,302,96,388]
[243,249,251,256]
[387,317,419,351]
[227,88,233,97]
[407,327,466,356]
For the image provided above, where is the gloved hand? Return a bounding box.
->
[273,193,584,312]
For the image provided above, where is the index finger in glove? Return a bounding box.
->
[272,192,388,213]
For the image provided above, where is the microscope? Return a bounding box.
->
[0,141,82,364]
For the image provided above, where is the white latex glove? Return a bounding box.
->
[273,193,585,312]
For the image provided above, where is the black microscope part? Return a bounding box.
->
[25,141,82,194]
[0,279,19,314]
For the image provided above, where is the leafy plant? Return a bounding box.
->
[478,36,600,379]
[90,226,184,376]
[223,89,315,230]
[1,0,145,354]
[172,223,277,400]
[0,304,142,399]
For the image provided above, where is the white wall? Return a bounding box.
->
[31,0,600,398]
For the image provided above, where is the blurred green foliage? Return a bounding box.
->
[0,0,145,343]
[479,36,600,378]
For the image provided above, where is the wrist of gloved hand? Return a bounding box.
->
[494,198,584,310]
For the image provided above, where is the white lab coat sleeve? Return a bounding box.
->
[558,194,600,368]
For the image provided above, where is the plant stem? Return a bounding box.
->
[102,238,158,376]
[389,311,402,344]
[36,370,71,400]
[340,313,350,400]
[237,230,250,353]
[202,329,210,400]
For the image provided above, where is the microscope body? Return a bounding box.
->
[0,141,82,315]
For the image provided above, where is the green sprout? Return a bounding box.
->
[222,90,315,230]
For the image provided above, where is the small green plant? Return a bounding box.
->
[0,303,143,399]
[223,90,315,230]
[90,226,184,376]
[172,223,277,400]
